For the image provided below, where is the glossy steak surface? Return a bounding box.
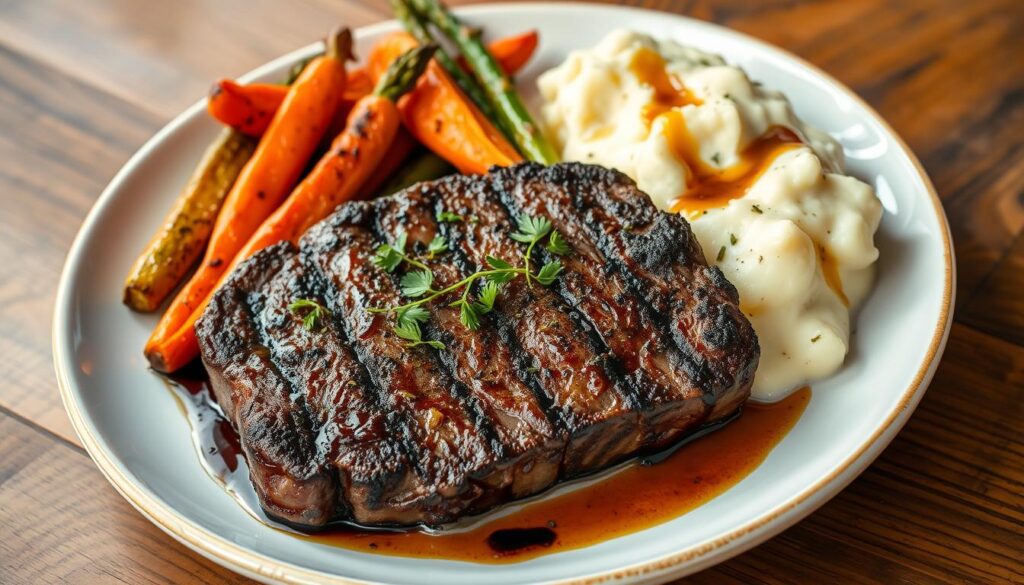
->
[196,162,759,528]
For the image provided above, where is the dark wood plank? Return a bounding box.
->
[688,324,1024,583]
[959,192,1024,346]
[0,0,387,118]
[0,411,254,584]
[0,43,163,445]
[0,0,1021,583]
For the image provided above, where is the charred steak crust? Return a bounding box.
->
[196,162,759,529]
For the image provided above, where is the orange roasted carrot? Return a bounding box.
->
[206,80,285,136]
[207,70,371,137]
[207,33,536,136]
[354,127,418,199]
[146,28,353,372]
[147,46,437,373]
[367,32,521,175]
[458,30,538,77]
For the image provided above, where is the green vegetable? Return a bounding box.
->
[390,0,505,134]
[406,0,559,164]
[288,299,331,331]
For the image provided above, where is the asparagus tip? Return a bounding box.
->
[375,44,438,101]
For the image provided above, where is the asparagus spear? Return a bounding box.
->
[390,0,512,140]
[406,0,559,164]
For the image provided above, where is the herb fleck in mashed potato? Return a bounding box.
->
[538,30,882,400]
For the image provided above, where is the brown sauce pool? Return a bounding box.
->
[164,368,809,563]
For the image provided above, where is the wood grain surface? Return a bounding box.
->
[0,0,1021,582]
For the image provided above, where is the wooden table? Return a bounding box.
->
[1,0,1021,582]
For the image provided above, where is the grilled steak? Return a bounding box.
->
[196,162,759,529]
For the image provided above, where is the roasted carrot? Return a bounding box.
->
[353,127,418,198]
[206,81,285,137]
[367,32,521,175]
[148,46,437,373]
[146,28,353,372]
[206,33,536,136]
[471,30,537,77]
[207,71,370,137]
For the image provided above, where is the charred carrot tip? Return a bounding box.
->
[146,351,167,373]
[327,27,355,62]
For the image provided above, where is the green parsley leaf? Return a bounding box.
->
[436,210,464,223]
[451,299,481,330]
[397,305,430,326]
[372,232,409,273]
[394,319,421,343]
[545,230,571,256]
[393,319,446,350]
[288,299,330,331]
[486,255,514,270]
[485,256,517,284]
[400,270,434,298]
[475,281,499,313]
[372,243,403,272]
[729,233,738,245]
[427,235,448,259]
[511,214,553,244]
[536,261,562,286]
[716,246,726,262]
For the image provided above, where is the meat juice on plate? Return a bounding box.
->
[163,370,808,563]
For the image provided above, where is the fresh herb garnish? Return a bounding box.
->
[373,232,431,273]
[436,210,465,223]
[288,298,331,331]
[811,334,821,343]
[400,269,435,298]
[751,204,764,214]
[368,214,568,335]
[729,233,738,245]
[716,246,726,262]
[427,235,448,259]
[535,260,563,285]
[511,214,554,287]
[545,230,571,256]
[394,319,446,350]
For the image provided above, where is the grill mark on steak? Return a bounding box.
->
[197,162,758,529]
[488,163,757,423]
[490,177,705,448]
[417,177,646,476]
[252,249,417,525]
[373,189,566,502]
[196,245,335,527]
[301,204,499,525]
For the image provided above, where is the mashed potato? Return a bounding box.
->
[538,30,882,400]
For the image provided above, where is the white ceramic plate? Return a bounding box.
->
[53,3,953,583]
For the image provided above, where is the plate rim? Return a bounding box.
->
[52,3,955,583]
